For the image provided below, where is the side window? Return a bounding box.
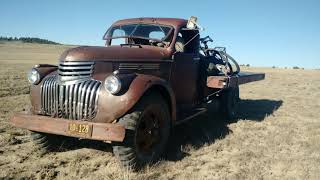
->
[179,30,200,54]
[175,32,185,53]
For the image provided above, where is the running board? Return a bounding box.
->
[175,108,207,126]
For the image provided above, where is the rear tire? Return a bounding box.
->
[112,92,171,170]
[220,87,239,121]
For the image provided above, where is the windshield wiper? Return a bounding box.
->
[120,44,142,48]
[129,24,140,38]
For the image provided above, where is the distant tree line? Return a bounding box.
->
[0,36,60,45]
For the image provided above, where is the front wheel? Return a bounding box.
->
[30,131,67,152]
[112,92,171,170]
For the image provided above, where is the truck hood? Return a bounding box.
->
[60,46,172,62]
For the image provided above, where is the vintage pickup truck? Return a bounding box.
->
[11,17,264,169]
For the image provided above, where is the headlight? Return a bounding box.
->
[104,75,122,94]
[27,68,40,84]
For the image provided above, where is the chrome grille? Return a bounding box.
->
[58,61,94,84]
[40,76,101,120]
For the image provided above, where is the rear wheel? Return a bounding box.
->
[220,87,239,121]
[112,92,171,170]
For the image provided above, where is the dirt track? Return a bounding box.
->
[0,42,320,179]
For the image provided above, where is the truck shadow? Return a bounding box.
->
[56,138,113,153]
[165,99,282,161]
[236,99,283,122]
[54,99,282,161]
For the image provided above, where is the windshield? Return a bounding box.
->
[104,23,173,46]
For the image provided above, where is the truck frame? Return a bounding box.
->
[11,17,264,169]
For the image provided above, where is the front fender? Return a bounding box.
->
[94,74,176,123]
[30,65,58,114]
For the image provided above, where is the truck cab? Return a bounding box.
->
[11,17,265,170]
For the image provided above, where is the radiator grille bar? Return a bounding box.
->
[40,76,101,121]
[58,61,94,84]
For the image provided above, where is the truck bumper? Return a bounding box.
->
[10,113,125,142]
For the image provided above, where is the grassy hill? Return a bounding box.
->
[0,36,60,45]
[0,41,75,65]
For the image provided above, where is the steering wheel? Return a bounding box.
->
[149,39,166,47]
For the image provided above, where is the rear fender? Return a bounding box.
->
[95,74,176,123]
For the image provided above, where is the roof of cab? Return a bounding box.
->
[111,18,188,28]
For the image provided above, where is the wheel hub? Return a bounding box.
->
[137,110,162,154]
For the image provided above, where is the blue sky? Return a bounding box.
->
[1,0,319,68]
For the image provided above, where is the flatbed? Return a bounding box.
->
[207,72,265,89]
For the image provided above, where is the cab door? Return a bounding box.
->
[170,52,200,105]
[170,29,201,106]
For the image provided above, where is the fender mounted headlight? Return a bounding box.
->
[104,75,122,94]
[27,68,40,85]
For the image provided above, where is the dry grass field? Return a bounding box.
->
[0,42,319,179]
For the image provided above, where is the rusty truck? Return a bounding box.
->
[11,17,265,169]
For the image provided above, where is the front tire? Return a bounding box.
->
[112,92,171,170]
[30,131,68,151]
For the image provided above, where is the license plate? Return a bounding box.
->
[68,122,92,137]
